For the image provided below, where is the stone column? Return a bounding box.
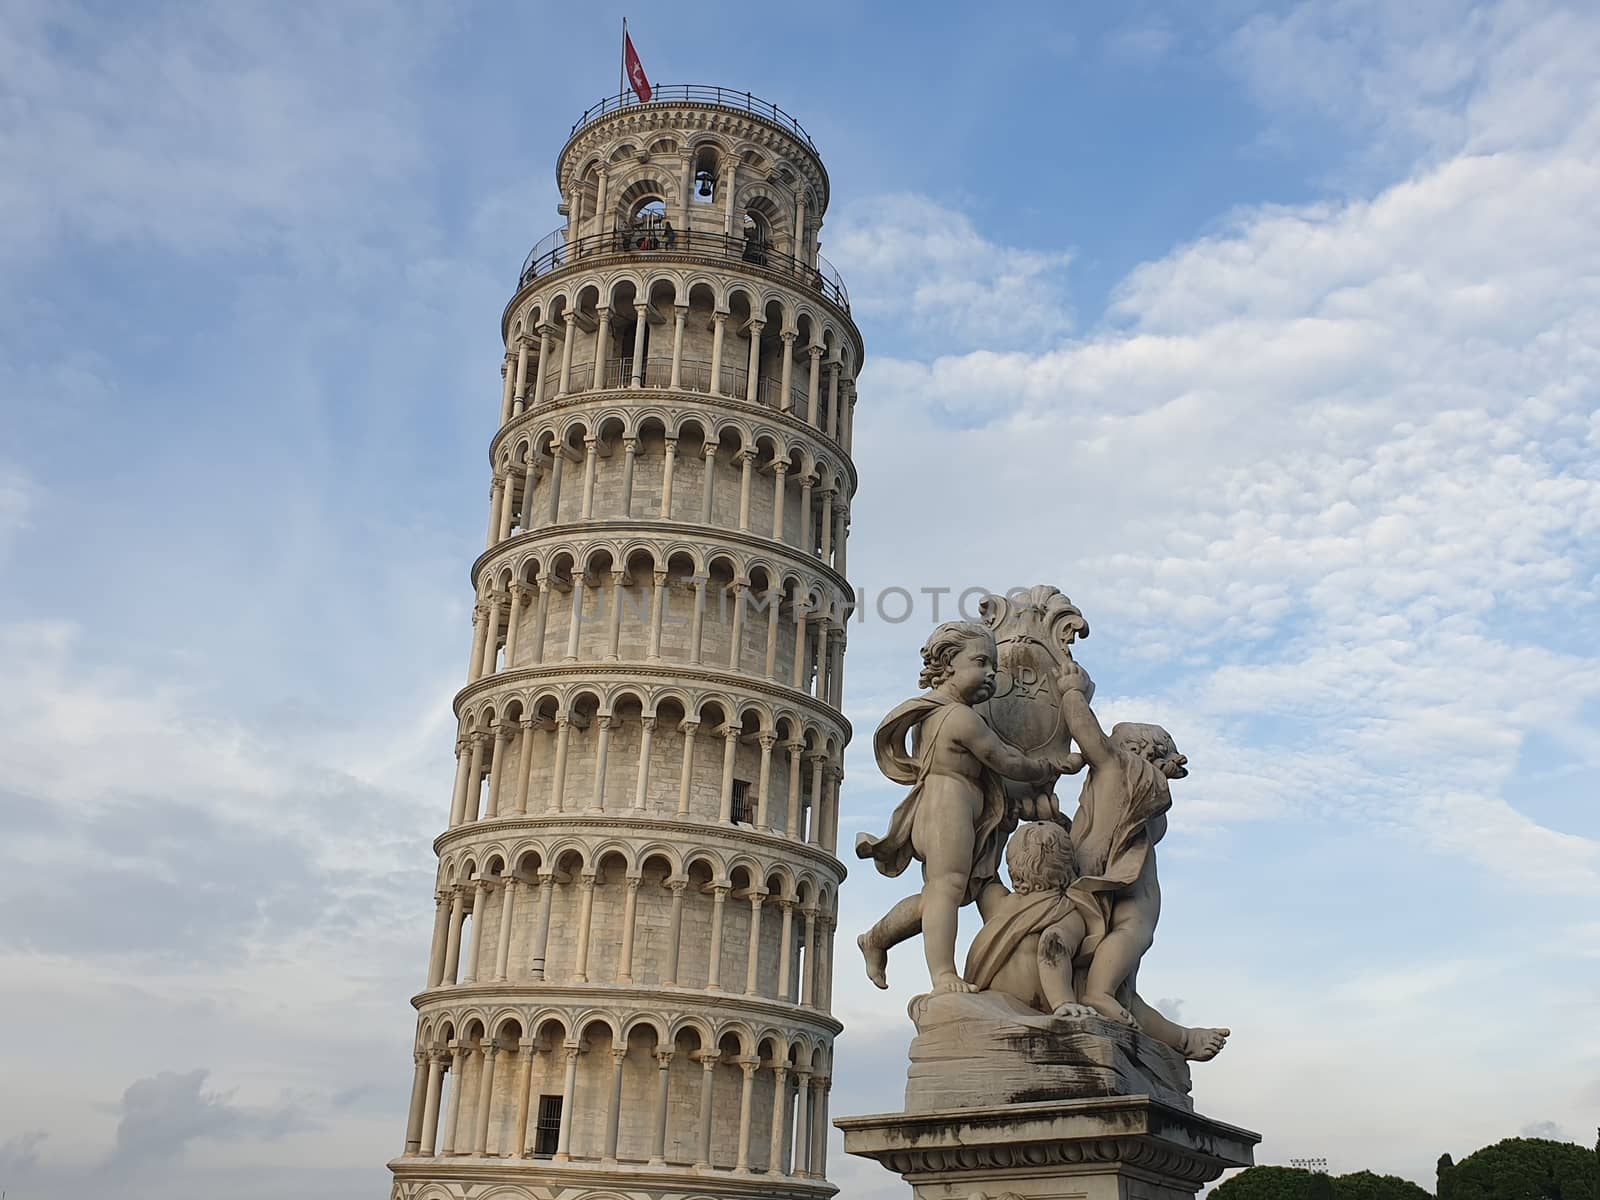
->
[630,304,648,386]
[826,360,842,440]
[729,579,745,672]
[669,306,687,388]
[688,573,708,663]
[755,733,777,828]
[548,716,572,812]
[498,473,517,543]
[563,573,585,661]
[800,905,819,1007]
[807,752,826,845]
[736,1057,760,1171]
[558,310,578,395]
[633,716,655,808]
[511,342,529,414]
[722,160,739,233]
[553,1045,580,1161]
[809,1075,829,1176]
[784,740,805,839]
[532,583,552,663]
[695,1051,718,1168]
[462,878,489,984]
[579,436,600,518]
[529,871,555,979]
[792,1069,812,1175]
[768,1063,790,1174]
[709,311,728,395]
[765,592,782,679]
[650,1051,674,1164]
[619,437,637,514]
[484,722,511,818]
[532,327,552,407]
[776,898,795,1000]
[800,471,820,553]
[466,601,489,683]
[501,353,517,424]
[590,306,610,390]
[588,714,613,812]
[663,878,688,985]
[486,476,504,549]
[594,165,610,234]
[448,736,472,827]
[647,569,668,659]
[426,890,451,987]
[504,582,525,663]
[404,1050,429,1153]
[619,875,641,982]
[791,600,810,689]
[472,1044,498,1154]
[699,441,718,524]
[515,717,536,814]
[419,1051,447,1155]
[819,488,834,561]
[806,343,823,425]
[511,1037,535,1157]
[461,734,487,824]
[814,621,831,701]
[676,720,698,816]
[717,724,740,822]
[736,451,755,531]
[493,878,518,981]
[745,318,764,403]
[480,592,503,677]
[441,888,467,984]
[770,459,789,540]
[603,1046,628,1162]
[545,446,565,524]
[778,330,796,411]
[706,883,730,990]
[604,570,625,661]
[794,192,808,261]
[440,1046,467,1155]
[659,435,681,518]
[744,891,766,994]
[573,870,597,981]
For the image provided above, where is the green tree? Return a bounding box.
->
[1446,1137,1598,1200]
[1213,1166,1325,1200]
[1333,1169,1432,1200]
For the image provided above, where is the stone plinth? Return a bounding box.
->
[837,1095,1258,1200]
[906,991,1193,1112]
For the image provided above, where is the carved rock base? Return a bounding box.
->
[906,991,1194,1113]
[836,1095,1258,1200]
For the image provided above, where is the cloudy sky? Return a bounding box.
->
[2,1,1596,1197]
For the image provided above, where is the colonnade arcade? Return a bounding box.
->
[487,407,853,576]
[424,842,838,1009]
[404,1010,833,1178]
[501,272,860,453]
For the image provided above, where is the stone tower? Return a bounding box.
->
[390,85,861,1200]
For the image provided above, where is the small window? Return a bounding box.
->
[534,1095,563,1157]
[731,779,751,824]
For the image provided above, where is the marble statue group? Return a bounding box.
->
[856,585,1229,1064]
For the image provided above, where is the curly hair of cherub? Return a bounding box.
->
[1109,722,1177,761]
[1005,820,1077,893]
[918,621,996,690]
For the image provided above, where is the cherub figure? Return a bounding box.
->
[962,820,1097,1017]
[1055,659,1229,1060]
[857,621,1071,995]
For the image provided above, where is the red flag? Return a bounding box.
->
[624,31,652,102]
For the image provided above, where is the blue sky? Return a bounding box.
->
[2,2,1597,1197]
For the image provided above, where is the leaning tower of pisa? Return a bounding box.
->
[389,85,862,1200]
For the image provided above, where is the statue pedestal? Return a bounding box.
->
[836,1094,1259,1200]
[905,991,1195,1113]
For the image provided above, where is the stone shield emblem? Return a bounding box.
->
[976,586,1090,809]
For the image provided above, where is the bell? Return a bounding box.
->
[695,171,715,198]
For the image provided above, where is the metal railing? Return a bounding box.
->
[567,85,818,154]
[517,226,850,312]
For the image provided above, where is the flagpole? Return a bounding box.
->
[620,18,627,101]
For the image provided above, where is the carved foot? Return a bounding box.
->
[932,972,976,995]
[1052,1002,1097,1019]
[858,933,889,990]
[1183,1026,1230,1061]
[1081,991,1138,1026]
